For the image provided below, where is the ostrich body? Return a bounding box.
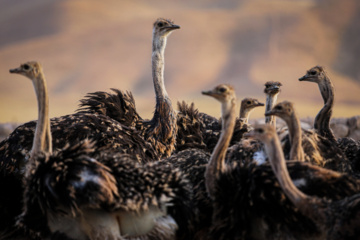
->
[78,18,179,159]
[299,66,359,175]
[0,62,154,237]
[10,62,192,240]
[203,84,360,239]
[249,124,360,240]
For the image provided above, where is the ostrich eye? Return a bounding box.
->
[275,106,282,110]
[309,70,317,75]
[247,101,251,104]
[157,22,164,28]
[218,87,226,93]
[257,128,264,134]
[23,64,30,70]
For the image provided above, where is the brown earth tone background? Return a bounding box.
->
[0,0,359,127]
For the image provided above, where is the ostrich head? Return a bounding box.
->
[202,84,235,103]
[153,18,180,38]
[246,124,276,143]
[265,101,295,120]
[241,98,264,111]
[264,81,282,95]
[9,61,43,80]
[298,66,326,83]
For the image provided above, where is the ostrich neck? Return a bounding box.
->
[314,77,335,141]
[205,98,237,199]
[265,136,310,211]
[30,73,52,159]
[265,135,326,222]
[145,34,176,158]
[265,94,278,128]
[152,36,168,99]
[239,108,253,123]
[285,113,305,162]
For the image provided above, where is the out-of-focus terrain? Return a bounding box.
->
[0,0,359,126]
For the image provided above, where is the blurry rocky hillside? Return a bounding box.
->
[0,0,359,124]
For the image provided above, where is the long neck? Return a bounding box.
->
[265,93,278,128]
[30,73,52,159]
[265,135,326,222]
[146,33,177,158]
[265,135,309,209]
[205,98,237,199]
[152,35,168,99]
[284,113,305,162]
[239,107,253,124]
[314,77,336,142]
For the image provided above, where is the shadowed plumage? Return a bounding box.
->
[9,61,192,240]
[21,146,193,240]
[249,124,360,240]
[203,85,360,239]
[175,101,208,152]
[77,18,180,159]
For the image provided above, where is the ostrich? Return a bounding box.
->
[10,61,192,240]
[239,97,264,123]
[248,124,360,240]
[264,81,282,128]
[299,66,335,141]
[299,66,359,175]
[266,101,352,173]
[203,84,360,239]
[226,82,281,165]
[78,18,180,158]
[0,61,160,238]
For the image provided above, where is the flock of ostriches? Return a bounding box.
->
[1,18,360,240]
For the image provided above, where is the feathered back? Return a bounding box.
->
[77,89,142,128]
[19,140,118,235]
[210,161,360,239]
[175,101,207,152]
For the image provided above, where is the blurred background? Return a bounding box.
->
[0,0,360,126]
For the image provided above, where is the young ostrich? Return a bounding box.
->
[225,83,281,165]
[78,18,180,159]
[11,61,192,240]
[203,84,360,240]
[239,97,264,123]
[266,101,352,173]
[0,61,172,238]
[249,124,360,240]
[264,81,282,128]
[299,66,359,175]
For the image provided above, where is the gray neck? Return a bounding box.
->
[145,31,177,158]
[30,72,52,159]
[284,113,305,162]
[265,94,278,128]
[152,35,169,99]
[314,76,335,141]
[206,98,237,199]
